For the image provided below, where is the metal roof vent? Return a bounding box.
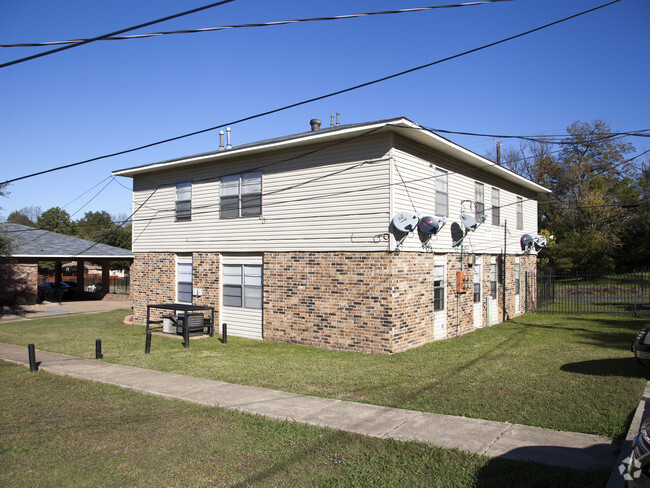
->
[310,119,321,131]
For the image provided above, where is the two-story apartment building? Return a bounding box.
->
[113,117,550,354]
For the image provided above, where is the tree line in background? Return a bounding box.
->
[5,206,132,271]
[486,119,649,274]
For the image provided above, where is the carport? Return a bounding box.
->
[1,223,133,303]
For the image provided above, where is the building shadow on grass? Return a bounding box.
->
[474,447,614,488]
[561,357,650,378]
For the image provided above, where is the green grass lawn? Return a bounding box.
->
[0,311,647,438]
[0,362,609,488]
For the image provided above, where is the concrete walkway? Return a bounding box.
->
[0,297,132,322]
[0,342,623,473]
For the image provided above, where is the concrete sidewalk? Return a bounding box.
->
[0,298,132,322]
[0,342,622,472]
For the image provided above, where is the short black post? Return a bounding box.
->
[222,323,227,344]
[145,332,151,354]
[28,343,38,372]
[95,339,103,360]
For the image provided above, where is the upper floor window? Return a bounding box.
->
[516,197,524,230]
[435,169,448,217]
[220,171,262,219]
[475,182,485,222]
[491,187,500,226]
[175,182,192,221]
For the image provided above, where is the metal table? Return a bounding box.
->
[145,303,215,338]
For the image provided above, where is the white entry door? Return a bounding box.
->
[473,257,483,328]
[489,257,498,326]
[433,261,446,340]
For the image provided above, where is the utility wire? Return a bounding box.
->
[1,1,510,48]
[0,0,620,187]
[0,0,235,69]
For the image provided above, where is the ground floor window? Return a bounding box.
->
[473,263,481,303]
[490,261,497,299]
[176,255,192,303]
[434,265,445,311]
[515,257,521,295]
[223,264,262,309]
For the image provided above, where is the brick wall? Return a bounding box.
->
[0,262,38,305]
[131,252,176,324]
[131,250,537,353]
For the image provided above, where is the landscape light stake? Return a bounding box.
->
[95,339,103,360]
[28,343,38,372]
[145,332,151,354]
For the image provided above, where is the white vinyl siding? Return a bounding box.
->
[130,134,539,255]
[131,136,390,253]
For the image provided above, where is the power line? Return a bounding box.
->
[0,0,620,187]
[0,0,235,69]
[1,1,511,48]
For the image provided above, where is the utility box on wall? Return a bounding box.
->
[456,271,471,293]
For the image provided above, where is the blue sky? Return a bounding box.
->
[1,0,648,221]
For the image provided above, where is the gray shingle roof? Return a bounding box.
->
[2,223,133,260]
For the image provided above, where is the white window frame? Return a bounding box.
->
[220,171,262,219]
[473,263,482,304]
[490,260,498,299]
[491,187,500,226]
[475,182,485,222]
[176,255,193,304]
[175,182,192,221]
[516,197,524,230]
[515,257,521,296]
[222,264,263,309]
[435,169,448,217]
[434,265,445,311]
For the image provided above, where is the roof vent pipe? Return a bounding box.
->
[336,112,340,126]
[226,127,232,149]
[330,115,335,128]
[219,130,225,151]
[310,119,321,131]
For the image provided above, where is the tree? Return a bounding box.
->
[36,207,78,236]
[7,206,41,226]
[488,120,639,273]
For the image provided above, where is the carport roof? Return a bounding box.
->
[2,223,133,261]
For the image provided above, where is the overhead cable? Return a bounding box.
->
[0,1,511,48]
[0,0,621,186]
[0,0,235,69]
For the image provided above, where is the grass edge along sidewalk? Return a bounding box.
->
[0,310,647,440]
[0,357,612,488]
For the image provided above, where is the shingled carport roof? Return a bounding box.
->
[2,223,133,261]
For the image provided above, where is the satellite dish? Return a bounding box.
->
[418,216,443,236]
[451,222,465,247]
[392,212,418,233]
[460,213,478,232]
[534,235,547,248]
[520,234,534,252]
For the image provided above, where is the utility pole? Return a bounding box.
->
[496,141,501,166]
[503,220,507,322]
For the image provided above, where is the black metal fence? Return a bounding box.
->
[529,271,650,315]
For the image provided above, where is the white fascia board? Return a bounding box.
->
[112,119,404,178]
[112,117,550,195]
